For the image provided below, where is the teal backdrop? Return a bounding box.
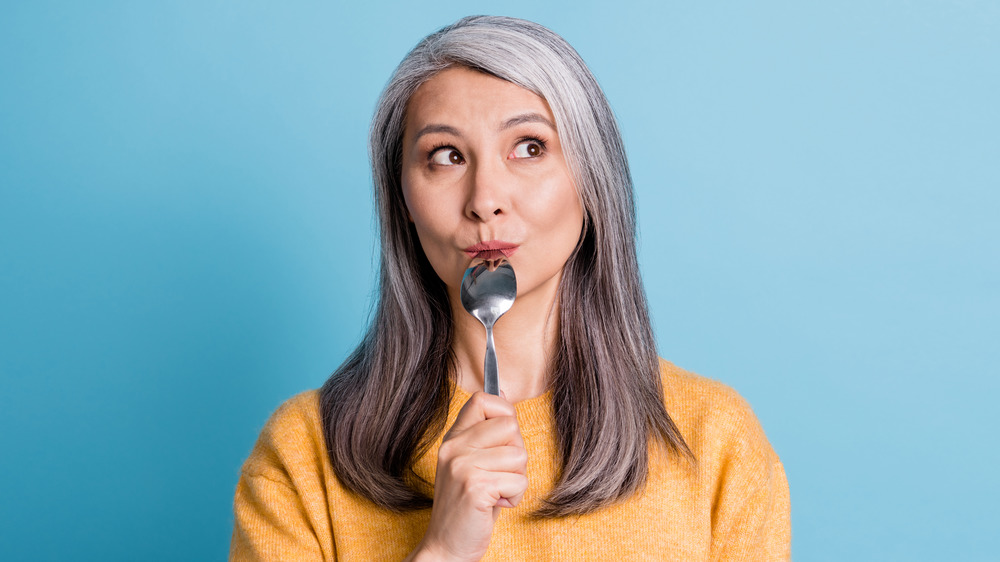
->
[2,1,997,560]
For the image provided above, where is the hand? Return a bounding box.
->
[411,392,528,561]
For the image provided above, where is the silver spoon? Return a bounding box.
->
[460,262,517,396]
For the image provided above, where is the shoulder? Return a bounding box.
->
[657,358,780,486]
[239,389,327,486]
[656,360,791,558]
[658,358,760,428]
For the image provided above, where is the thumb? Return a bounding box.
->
[447,391,515,436]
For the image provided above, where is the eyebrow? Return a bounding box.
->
[412,112,556,143]
[412,124,462,142]
[499,112,556,132]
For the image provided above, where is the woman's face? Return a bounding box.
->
[400,66,584,305]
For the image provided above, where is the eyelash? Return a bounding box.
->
[427,143,458,162]
[514,136,548,155]
[425,137,549,164]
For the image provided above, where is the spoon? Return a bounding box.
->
[460,261,517,396]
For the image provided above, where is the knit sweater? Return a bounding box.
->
[230,359,790,560]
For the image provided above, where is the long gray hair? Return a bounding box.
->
[321,15,691,517]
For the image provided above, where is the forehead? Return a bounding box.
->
[404,66,553,131]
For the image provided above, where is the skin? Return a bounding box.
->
[399,67,585,561]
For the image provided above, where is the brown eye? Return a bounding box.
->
[430,148,464,166]
[509,140,544,159]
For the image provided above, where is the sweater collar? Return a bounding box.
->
[448,382,556,438]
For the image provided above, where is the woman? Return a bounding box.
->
[231,15,790,561]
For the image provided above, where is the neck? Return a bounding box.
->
[448,274,561,403]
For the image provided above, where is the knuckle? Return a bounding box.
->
[437,440,456,459]
[515,474,529,490]
[512,448,528,466]
[469,391,491,410]
[447,456,468,478]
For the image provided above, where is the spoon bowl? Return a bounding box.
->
[460,262,517,395]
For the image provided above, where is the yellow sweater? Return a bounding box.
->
[231,360,790,560]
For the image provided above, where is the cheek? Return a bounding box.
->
[535,178,584,243]
[402,170,454,232]
[401,176,434,234]
[406,203,445,249]
[404,187,448,241]
[400,172,418,222]
[401,181,464,283]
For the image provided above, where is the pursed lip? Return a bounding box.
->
[463,240,519,260]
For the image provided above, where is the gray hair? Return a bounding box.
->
[372,16,631,278]
[322,15,691,517]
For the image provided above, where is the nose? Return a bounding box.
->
[464,159,509,222]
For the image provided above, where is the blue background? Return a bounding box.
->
[2,1,997,560]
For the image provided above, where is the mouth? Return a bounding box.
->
[464,241,519,261]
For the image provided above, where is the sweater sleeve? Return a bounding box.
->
[230,472,325,561]
[230,391,333,561]
[711,459,791,561]
[708,399,791,561]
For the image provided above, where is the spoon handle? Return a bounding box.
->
[484,326,499,396]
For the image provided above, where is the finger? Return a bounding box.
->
[464,470,528,509]
[468,445,528,474]
[496,485,527,509]
[497,490,525,509]
[447,392,516,436]
[438,438,526,484]
[456,416,525,449]
[491,472,529,507]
